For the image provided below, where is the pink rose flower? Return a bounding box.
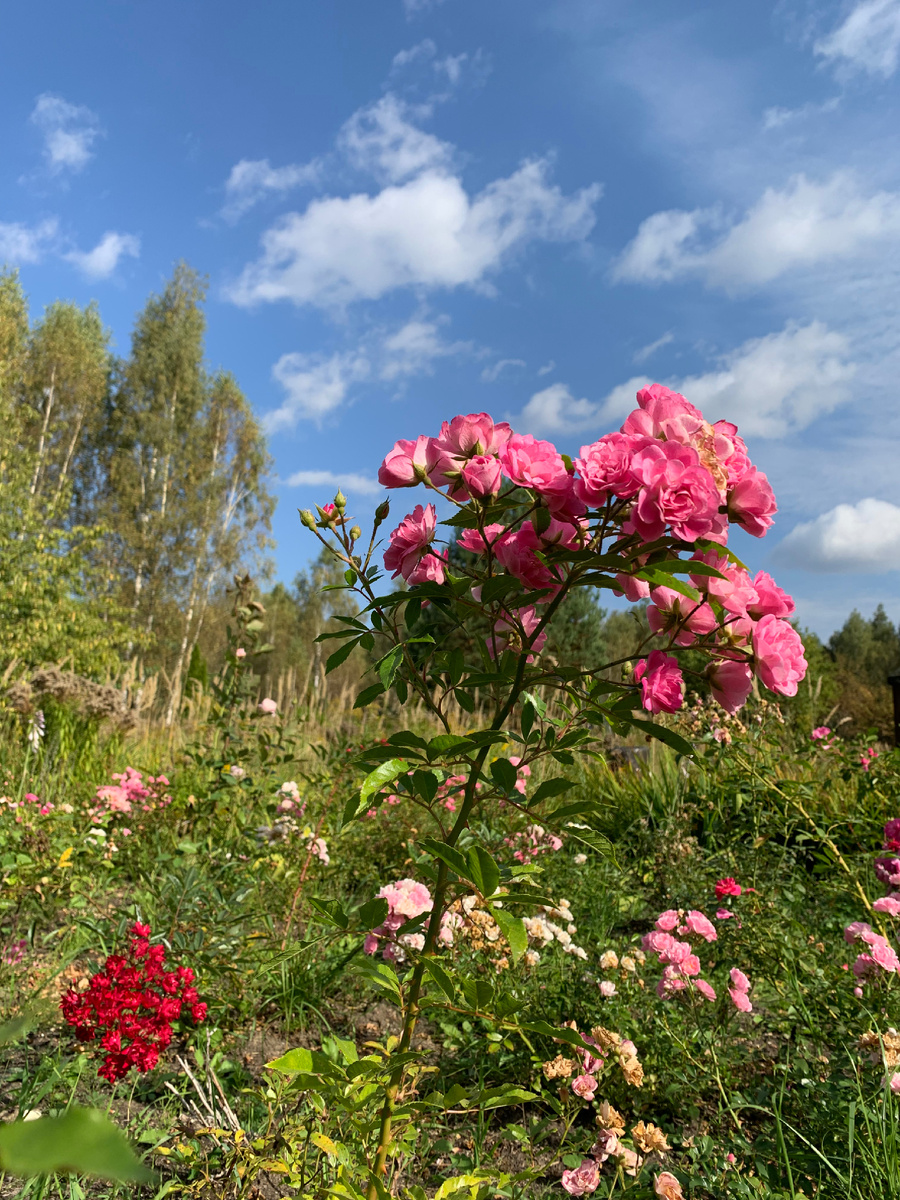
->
[752,615,808,698]
[844,921,874,944]
[861,932,900,973]
[378,435,439,488]
[493,523,558,593]
[690,550,758,617]
[599,980,617,997]
[727,466,776,537]
[383,503,447,585]
[715,877,742,899]
[487,606,547,662]
[433,412,511,459]
[623,384,704,444]
[875,857,900,887]
[681,910,717,942]
[461,454,503,499]
[729,967,751,992]
[729,987,752,1012]
[592,1130,621,1162]
[655,910,681,931]
[571,1073,598,1100]
[614,571,651,602]
[258,698,277,715]
[457,523,506,555]
[499,434,572,510]
[715,908,734,920]
[654,1171,686,1200]
[680,953,701,976]
[748,571,795,620]
[643,930,678,956]
[883,819,900,851]
[626,441,723,544]
[633,650,684,714]
[890,1073,900,1093]
[235,647,247,660]
[574,432,646,505]
[707,658,753,714]
[561,1159,601,1196]
[811,726,832,742]
[873,896,900,917]
[693,978,717,1002]
[648,586,718,647]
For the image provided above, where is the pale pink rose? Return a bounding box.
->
[363,933,379,955]
[854,985,864,997]
[619,1039,638,1058]
[716,908,734,920]
[258,698,277,715]
[574,432,646,505]
[727,467,776,537]
[729,967,751,993]
[648,586,718,647]
[235,647,247,660]
[633,650,684,714]
[729,988,753,1012]
[752,615,808,698]
[592,1130,621,1162]
[681,953,701,976]
[378,435,439,488]
[617,1147,641,1176]
[383,504,447,585]
[599,980,617,998]
[862,932,900,973]
[748,571,795,620]
[493,523,557,593]
[845,921,874,944]
[561,1158,601,1196]
[626,441,724,543]
[461,454,502,499]
[499,434,572,509]
[457,523,506,555]
[890,1073,900,1093]
[694,978,717,1002]
[657,974,687,997]
[681,910,717,942]
[659,940,693,967]
[379,878,433,919]
[874,896,900,917]
[707,658,753,714]
[655,910,681,931]
[571,1073,598,1100]
[439,911,462,945]
[654,1171,686,1200]
[400,932,425,953]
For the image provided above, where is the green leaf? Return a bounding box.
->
[267,1046,314,1073]
[356,958,402,999]
[0,1108,153,1182]
[354,682,385,709]
[455,689,475,713]
[491,908,528,965]
[387,731,429,752]
[521,701,536,740]
[357,897,389,928]
[405,597,422,629]
[427,734,473,757]
[309,897,349,930]
[418,838,469,880]
[423,958,456,1002]
[636,569,699,601]
[628,718,694,757]
[377,645,404,691]
[466,846,501,898]
[476,1085,537,1109]
[360,758,409,806]
[520,1021,598,1055]
[490,758,519,793]
[528,778,575,806]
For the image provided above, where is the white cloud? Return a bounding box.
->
[29,94,101,174]
[815,0,900,79]
[221,158,321,223]
[338,94,453,184]
[613,173,900,291]
[674,321,856,438]
[403,0,447,16]
[0,217,58,264]
[481,357,526,382]
[267,351,370,431]
[774,498,900,572]
[537,359,556,376]
[380,316,471,380]
[762,97,841,130]
[511,321,854,440]
[64,231,140,280]
[284,468,382,496]
[633,331,674,363]
[391,39,437,72]
[228,159,600,309]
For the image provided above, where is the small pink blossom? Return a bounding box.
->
[873,896,900,917]
[633,650,684,714]
[655,910,681,931]
[456,523,506,555]
[748,571,795,620]
[378,435,439,488]
[729,968,751,993]
[727,466,776,537]
[561,1158,601,1196]
[694,978,717,1002]
[729,988,753,1012]
[715,908,734,920]
[258,697,278,715]
[681,910,717,942]
[235,648,247,660]
[707,658,753,714]
[499,433,572,510]
[811,726,832,741]
[715,877,742,899]
[844,921,874,944]
[890,1073,900,1093]
[599,980,617,998]
[883,819,900,851]
[461,454,502,499]
[654,1172,685,1200]
[571,1073,598,1100]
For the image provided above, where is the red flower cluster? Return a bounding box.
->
[60,922,206,1083]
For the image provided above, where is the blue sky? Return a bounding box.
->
[2,0,900,638]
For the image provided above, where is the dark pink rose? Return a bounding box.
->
[727,467,776,537]
[574,432,647,505]
[461,454,502,499]
[383,504,447,585]
[748,571,795,620]
[707,658,753,714]
[378,435,439,488]
[499,434,572,509]
[633,649,684,714]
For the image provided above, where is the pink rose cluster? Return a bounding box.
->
[642,909,753,1012]
[91,768,172,825]
[844,818,900,994]
[503,822,563,864]
[376,389,805,715]
[363,878,460,964]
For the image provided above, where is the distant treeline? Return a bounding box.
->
[0,263,897,736]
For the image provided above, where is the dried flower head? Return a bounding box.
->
[632,1120,670,1153]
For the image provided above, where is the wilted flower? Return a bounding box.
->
[632,1120,670,1154]
[654,1172,685,1200]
